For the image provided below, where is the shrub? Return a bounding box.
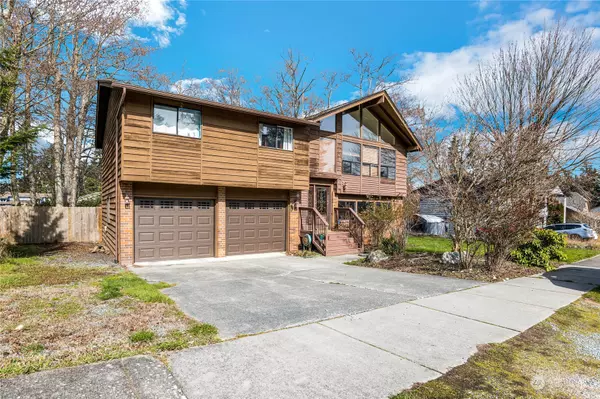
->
[129,330,155,343]
[511,229,566,271]
[380,235,404,256]
[360,202,403,248]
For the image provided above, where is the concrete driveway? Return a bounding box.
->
[132,254,479,338]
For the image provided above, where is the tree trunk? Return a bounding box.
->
[53,69,64,206]
[70,89,91,206]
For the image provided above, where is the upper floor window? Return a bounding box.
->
[381,148,396,180]
[321,115,336,132]
[362,109,379,142]
[259,123,293,151]
[380,123,395,145]
[153,104,202,138]
[342,108,360,138]
[319,137,336,173]
[342,141,361,176]
[362,146,379,177]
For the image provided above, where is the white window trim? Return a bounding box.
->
[259,123,294,151]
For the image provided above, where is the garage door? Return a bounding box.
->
[135,198,214,262]
[226,200,286,255]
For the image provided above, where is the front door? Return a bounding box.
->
[310,185,331,224]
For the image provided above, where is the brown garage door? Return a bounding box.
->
[135,198,214,262]
[226,200,286,255]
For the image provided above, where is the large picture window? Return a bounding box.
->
[361,108,379,141]
[342,141,361,176]
[153,104,201,138]
[342,108,360,137]
[321,115,336,132]
[259,123,293,150]
[381,148,396,180]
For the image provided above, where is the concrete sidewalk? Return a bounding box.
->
[2,262,598,399]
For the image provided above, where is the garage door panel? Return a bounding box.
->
[226,200,286,256]
[159,216,174,226]
[159,231,174,242]
[138,216,155,226]
[135,198,214,262]
[178,216,193,226]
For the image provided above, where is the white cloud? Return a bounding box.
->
[566,0,591,13]
[402,5,599,117]
[132,0,187,47]
[264,29,271,33]
[476,0,491,11]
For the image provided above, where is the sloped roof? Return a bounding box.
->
[307,90,422,152]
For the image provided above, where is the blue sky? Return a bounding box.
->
[132,0,600,116]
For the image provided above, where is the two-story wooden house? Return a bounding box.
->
[95,80,420,265]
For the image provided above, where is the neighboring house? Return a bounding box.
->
[413,184,452,236]
[0,192,51,206]
[94,80,420,265]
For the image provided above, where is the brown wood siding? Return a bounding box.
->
[119,92,309,191]
[227,187,289,200]
[100,87,123,257]
[134,182,216,199]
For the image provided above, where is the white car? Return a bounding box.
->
[544,223,598,240]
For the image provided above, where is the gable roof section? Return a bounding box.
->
[95,80,319,149]
[308,90,422,152]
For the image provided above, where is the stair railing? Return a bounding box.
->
[334,207,365,251]
[299,206,329,255]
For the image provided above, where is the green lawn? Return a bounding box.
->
[406,235,600,265]
[406,235,454,254]
[562,247,600,264]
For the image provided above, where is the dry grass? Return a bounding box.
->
[0,245,219,378]
[391,290,600,399]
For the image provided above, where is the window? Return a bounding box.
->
[339,201,357,211]
[229,202,240,209]
[321,115,336,132]
[160,200,174,209]
[362,108,379,141]
[342,141,361,176]
[139,200,154,209]
[319,137,336,173]
[272,202,284,210]
[380,148,396,180]
[380,123,395,145]
[259,202,269,210]
[153,104,201,138]
[357,201,369,213]
[259,123,293,150]
[180,201,193,210]
[362,146,379,177]
[198,201,211,210]
[244,202,255,210]
[342,108,360,137]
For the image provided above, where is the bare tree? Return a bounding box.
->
[321,71,339,109]
[260,49,318,117]
[343,49,409,97]
[421,24,600,270]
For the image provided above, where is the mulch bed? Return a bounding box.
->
[365,253,542,282]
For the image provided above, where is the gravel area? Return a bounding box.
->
[11,242,116,268]
[570,331,600,360]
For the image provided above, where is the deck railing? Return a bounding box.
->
[299,206,329,255]
[334,207,365,251]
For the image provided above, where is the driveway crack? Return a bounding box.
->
[317,322,444,375]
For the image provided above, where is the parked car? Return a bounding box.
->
[544,223,598,240]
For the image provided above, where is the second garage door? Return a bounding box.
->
[226,200,286,255]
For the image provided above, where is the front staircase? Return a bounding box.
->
[325,231,360,256]
[298,206,364,256]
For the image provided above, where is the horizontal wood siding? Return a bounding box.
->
[119,92,309,191]
[134,182,216,198]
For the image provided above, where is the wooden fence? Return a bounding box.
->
[0,206,101,244]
